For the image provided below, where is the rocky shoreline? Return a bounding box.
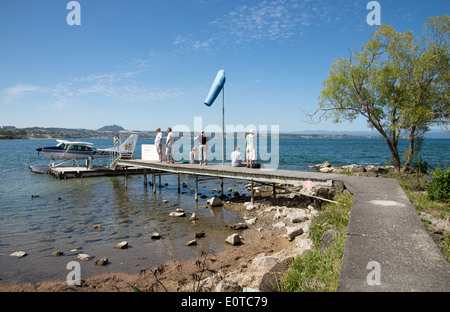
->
[313,160,394,177]
[0,183,339,292]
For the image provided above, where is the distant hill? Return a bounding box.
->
[97,125,125,132]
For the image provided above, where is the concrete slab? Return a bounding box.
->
[338,176,450,292]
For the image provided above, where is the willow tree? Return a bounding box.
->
[316,16,449,172]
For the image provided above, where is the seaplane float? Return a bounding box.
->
[30,132,138,174]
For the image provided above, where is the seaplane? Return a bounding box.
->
[35,133,138,169]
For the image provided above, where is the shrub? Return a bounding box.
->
[426,167,450,203]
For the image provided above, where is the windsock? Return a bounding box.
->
[204,69,226,107]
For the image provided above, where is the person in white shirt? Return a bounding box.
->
[155,128,163,162]
[231,146,242,167]
[165,127,174,164]
[197,130,208,166]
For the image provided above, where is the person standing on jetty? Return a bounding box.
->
[166,127,174,164]
[155,128,163,162]
[245,129,256,168]
[198,130,208,166]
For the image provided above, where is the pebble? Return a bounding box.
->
[151,233,161,239]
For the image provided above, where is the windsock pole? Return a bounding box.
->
[222,86,225,165]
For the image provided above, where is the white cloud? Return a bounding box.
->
[2,68,184,110]
[4,84,45,100]
[174,0,364,50]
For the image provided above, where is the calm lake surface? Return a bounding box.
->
[0,138,448,284]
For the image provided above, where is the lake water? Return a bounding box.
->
[0,138,448,284]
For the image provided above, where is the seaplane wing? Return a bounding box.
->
[56,140,93,147]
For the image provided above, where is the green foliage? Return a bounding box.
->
[281,192,353,292]
[411,156,429,174]
[317,15,449,171]
[426,167,450,203]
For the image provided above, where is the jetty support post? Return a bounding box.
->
[125,167,128,189]
[152,173,156,193]
[221,178,224,197]
[251,179,254,205]
[195,176,198,202]
[273,183,276,199]
[144,169,147,187]
[159,171,162,190]
[178,174,181,194]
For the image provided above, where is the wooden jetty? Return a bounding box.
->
[116,159,338,204]
[31,159,339,204]
[29,164,145,179]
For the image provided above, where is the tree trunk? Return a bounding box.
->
[370,121,402,172]
[383,135,401,172]
[402,125,416,173]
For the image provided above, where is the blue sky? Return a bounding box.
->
[1,0,448,132]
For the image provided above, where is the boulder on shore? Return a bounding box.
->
[286,226,304,241]
[225,233,242,246]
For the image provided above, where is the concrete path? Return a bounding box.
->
[337,175,450,292]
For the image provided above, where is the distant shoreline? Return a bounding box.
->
[1,126,448,140]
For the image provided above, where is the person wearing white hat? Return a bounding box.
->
[245,129,256,168]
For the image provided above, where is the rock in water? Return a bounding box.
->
[169,211,185,217]
[186,239,197,246]
[195,232,205,238]
[10,251,27,258]
[151,232,161,239]
[95,257,109,266]
[76,253,93,261]
[114,241,128,249]
[207,197,223,207]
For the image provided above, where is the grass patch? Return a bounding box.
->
[280,192,353,292]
